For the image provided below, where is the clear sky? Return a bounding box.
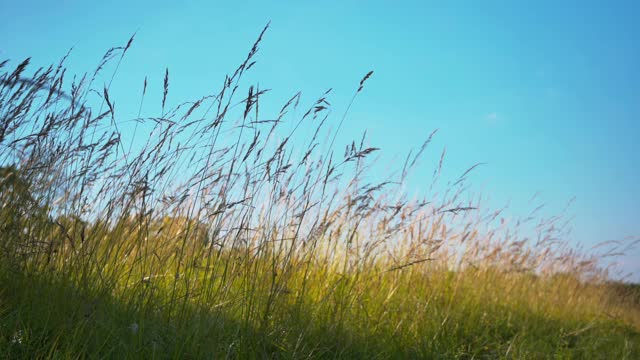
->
[2,0,639,281]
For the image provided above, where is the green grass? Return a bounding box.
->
[1,28,639,358]
[1,259,639,358]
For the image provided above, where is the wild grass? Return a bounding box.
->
[1,27,639,358]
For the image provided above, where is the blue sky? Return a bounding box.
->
[2,1,639,280]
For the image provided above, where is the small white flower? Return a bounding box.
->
[129,323,139,334]
[11,330,23,344]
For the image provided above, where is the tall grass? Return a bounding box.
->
[1,27,639,358]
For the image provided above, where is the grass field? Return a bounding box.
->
[1,30,639,359]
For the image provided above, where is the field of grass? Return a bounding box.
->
[1,29,639,358]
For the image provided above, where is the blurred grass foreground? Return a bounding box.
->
[1,26,639,359]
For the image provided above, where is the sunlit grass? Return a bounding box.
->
[1,27,639,358]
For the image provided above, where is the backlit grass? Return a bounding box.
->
[1,27,639,358]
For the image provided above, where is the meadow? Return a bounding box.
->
[1,28,639,359]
